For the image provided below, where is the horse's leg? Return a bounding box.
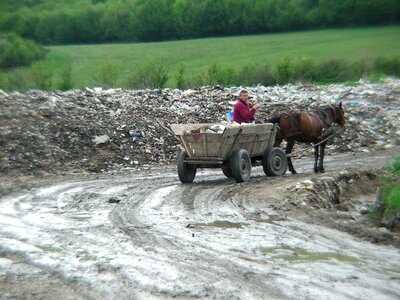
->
[274,137,282,147]
[286,140,296,174]
[319,143,326,173]
[313,145,319,173]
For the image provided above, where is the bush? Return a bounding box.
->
[126,58,169,89]
[317,59,351,83]
[0,32,47,69]
[373,56,400,76]
[31,62,52,90]
[58,65,73,91]
[6,69,32,91]
[381,183,400,220]
[187,63,235,87]
[175,62,186,89]
[370,155,400,230]
[236,64,277,86]
[292,57,319,83]
[275,57,294,85]
[92,61,120,88]
[0,71,9,90]
[387,155,400,176]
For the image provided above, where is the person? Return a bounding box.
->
[233,90,262,124]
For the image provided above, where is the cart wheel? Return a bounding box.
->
[230,149,251,183]
[263,147,287,176]
[221,164,232,178]
[177,150,196,183]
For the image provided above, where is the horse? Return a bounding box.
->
[268,102,346,174]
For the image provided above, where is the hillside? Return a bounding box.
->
[47,26,400,87]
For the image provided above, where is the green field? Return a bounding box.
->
[9,25,400,89]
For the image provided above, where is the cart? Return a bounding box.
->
[170,123,287,183]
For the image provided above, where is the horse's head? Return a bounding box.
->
[334,102,346,128]
[320,103,346,128]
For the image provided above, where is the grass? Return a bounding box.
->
[0,26,400,90]
[369,155,400,228]
[44,25,400,88]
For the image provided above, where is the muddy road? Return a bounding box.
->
[1,148,400,299]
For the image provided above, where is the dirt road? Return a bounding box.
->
[1,148,400,299]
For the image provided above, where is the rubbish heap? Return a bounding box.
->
[0,78,399,176]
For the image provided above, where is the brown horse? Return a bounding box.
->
[268,103,346,174]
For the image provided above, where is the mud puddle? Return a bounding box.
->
[1,149,400,299]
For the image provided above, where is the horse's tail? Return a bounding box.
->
[267,116,280,124]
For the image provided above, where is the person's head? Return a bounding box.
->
[239,90,249,102]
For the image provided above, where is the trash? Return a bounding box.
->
[1,79,400,175]
[92,135,110,145]
[129,130,142,137]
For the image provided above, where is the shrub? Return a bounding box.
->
[187,63,235,87]
[370,155,400,230]
[381,183,400,220]
[92,61,120,88]
[292,57,319,83]
[126,58,169,89]
[350,59,370,80]
[31,62,52,90]
[175,62,186,89]
[0,71,9,90]
[373,56,400,76]
[58,65,73,91]
[236,64,277,86]
[387,155,400,176]
[6,69,32,91]
[317,59,350,83]
[0,32,48,69]
[275,57,294,85]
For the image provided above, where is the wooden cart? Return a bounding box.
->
[170,123,287,183]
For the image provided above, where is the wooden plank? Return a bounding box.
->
[179,135,192,157]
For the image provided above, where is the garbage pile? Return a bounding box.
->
[0,78,399,176]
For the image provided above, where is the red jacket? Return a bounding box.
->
[233,99,255,124]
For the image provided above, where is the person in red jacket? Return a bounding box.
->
[233,90,262,124]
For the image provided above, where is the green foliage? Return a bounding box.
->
[0,70,9,90]
[0,32,47,68]
[1,0,399,44]
[275,57,294,85]
[292,58,319,83]
[374,56,400,76]
[370,155,400,228]
[235,64,276,86]
[189,64,235,87]
[1,26,400,91]
[381,183,400,220]
[175,62,186,90]
[126,58,169,89]
[92,61,120,88]
[57,65,73,91]
[387,155,400,175]
[31,61,52,90]
[6,69,32,91]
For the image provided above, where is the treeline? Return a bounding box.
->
[0,0,399,44]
